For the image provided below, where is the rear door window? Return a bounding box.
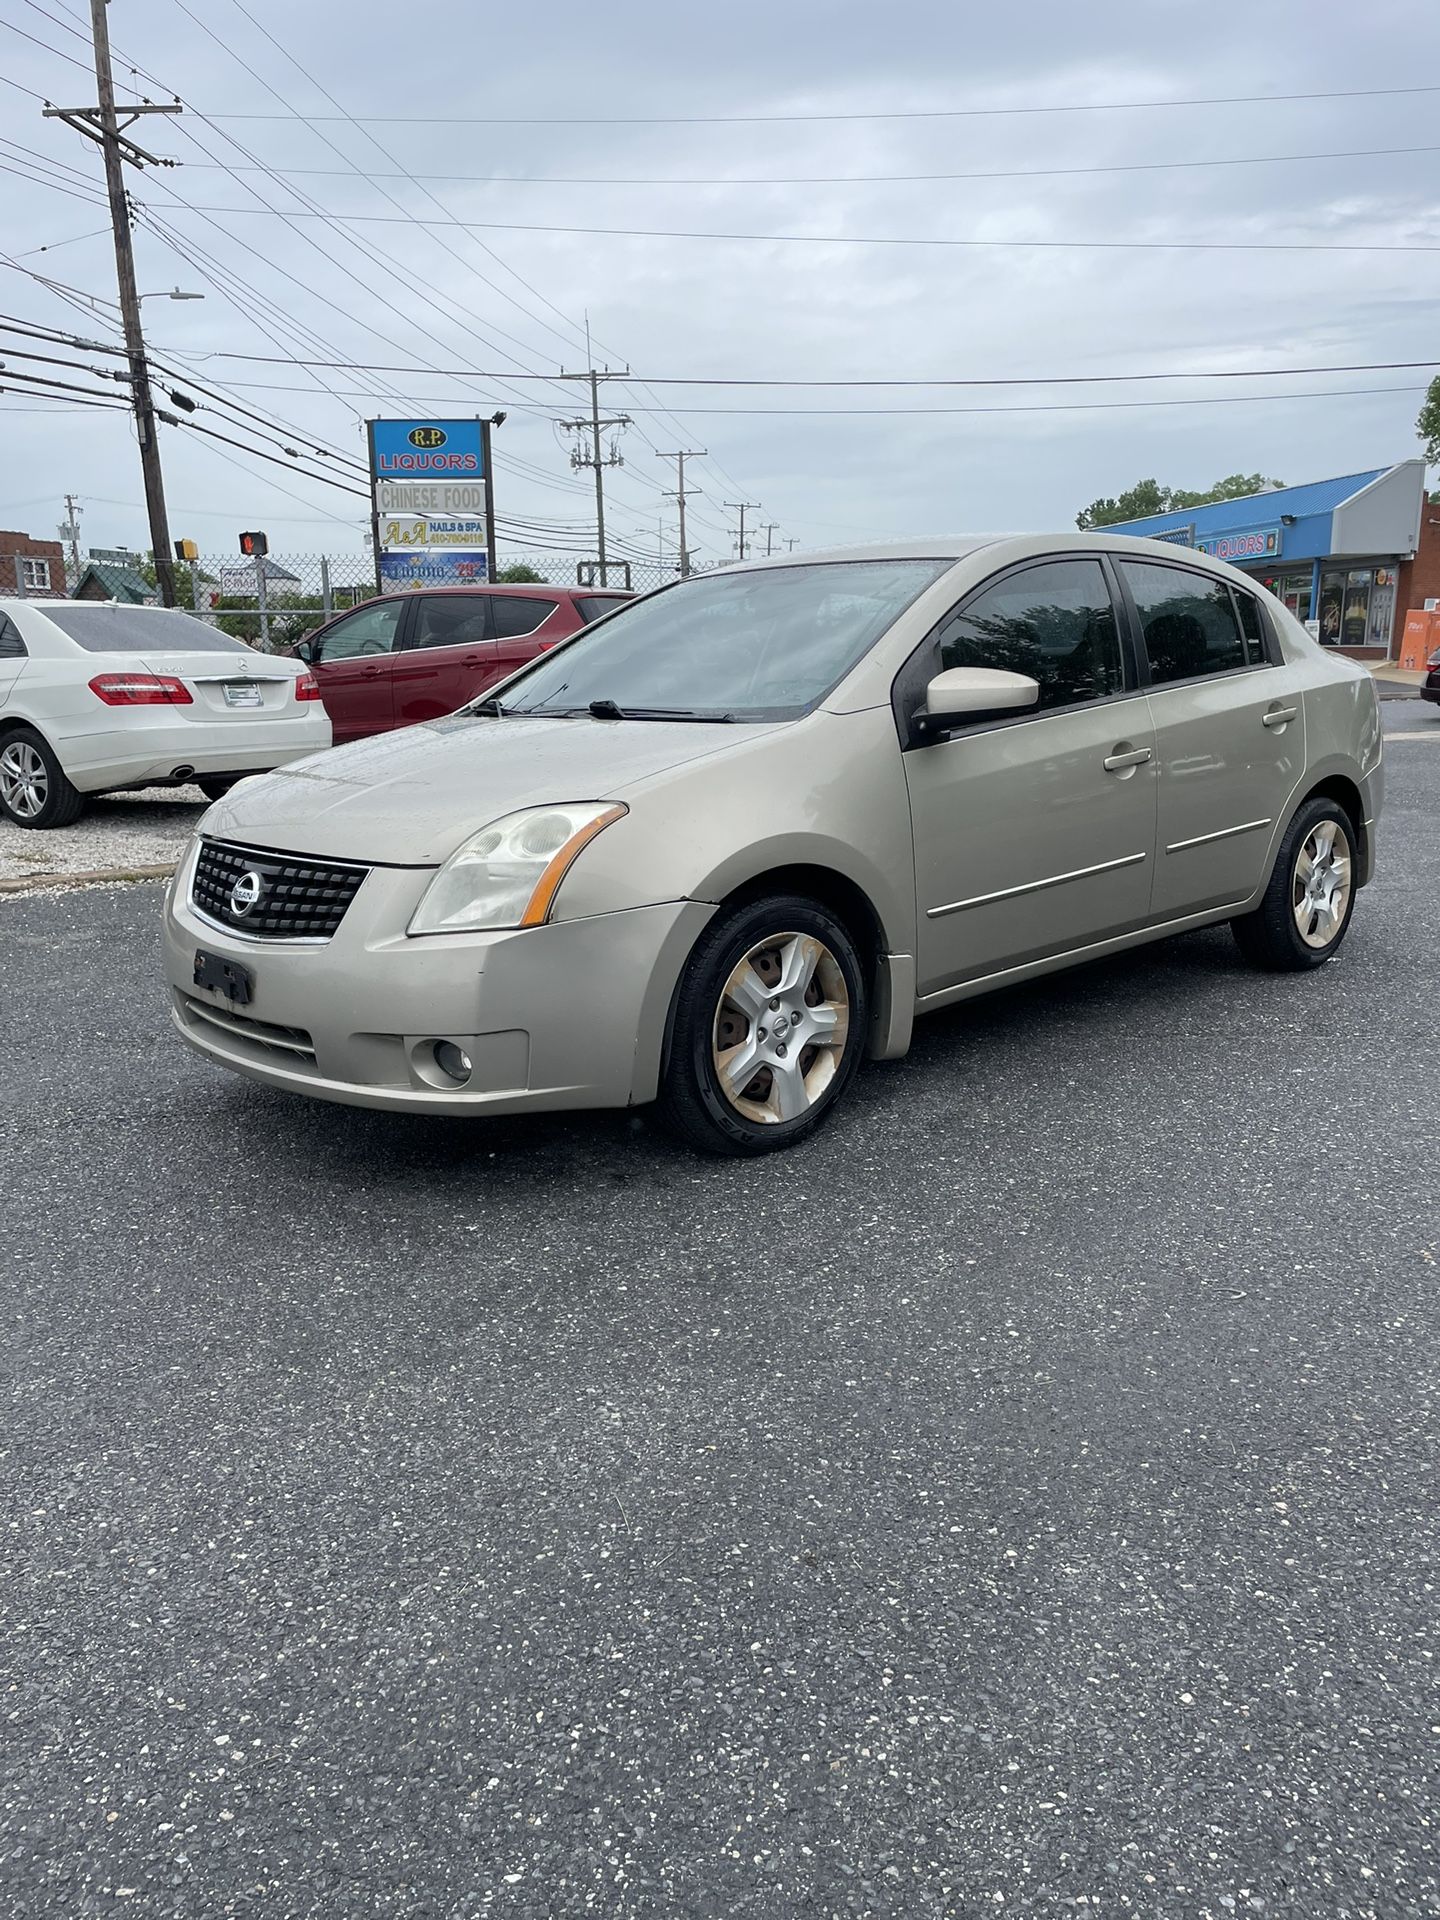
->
[410,595,491,650]
[1119,562,1249,683]
[491,596,560,638]
[932,558,1126,711]
[1233,587,1271,665]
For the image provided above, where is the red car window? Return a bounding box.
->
[412,596,490,650]
[491,596,560,639]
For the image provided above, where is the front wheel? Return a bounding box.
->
[1231,796,1357,972]
[0,727,84,829]
[659,895,867,1156]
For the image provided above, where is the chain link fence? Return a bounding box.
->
[178,553,681,651]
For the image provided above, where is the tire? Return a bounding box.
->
[1230,796,1357,972]
[0,726,84,829]
[659,894,868,1156]
[195,774,239,802]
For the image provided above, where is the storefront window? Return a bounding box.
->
[1342,569,1373,647]
[1315,562,1398,649]
[1369,567,1396,649]
[1319,571,1345,645]
[1258,568,1313,624]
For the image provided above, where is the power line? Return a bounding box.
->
[0,12,94,71]
[195,82,1440,126]
[155,200,1440,255]
[574,382,1434,418]
[119,348,1440,388]
[94,0,775,532]
[26,0,774,547]
[171,142,1440,191]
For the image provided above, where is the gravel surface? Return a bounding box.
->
[0,787,207,887]
[0,743,1436,1918]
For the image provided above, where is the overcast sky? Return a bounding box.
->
[2,0,1438,571]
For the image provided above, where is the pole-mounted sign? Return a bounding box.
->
[365,418,496,592]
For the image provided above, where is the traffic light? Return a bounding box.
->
[174,538,198,562]
[238,531,269,557]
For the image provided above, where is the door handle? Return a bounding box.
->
[1262,706,1298,728]
[1103,746,1152,772]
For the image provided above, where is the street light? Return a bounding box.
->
[137,288,204,303]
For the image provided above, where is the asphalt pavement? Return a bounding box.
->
[1,740,1436,1919]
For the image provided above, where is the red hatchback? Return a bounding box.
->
[293,584,631,745]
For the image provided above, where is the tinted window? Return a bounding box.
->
[315,600,404,663]
[0,615,26,658]
[503,560,950,722]
[411,595,489,650]
[492,595,559,638]
[1121,562,1248,683]
[934,559,1124,710]
[576,595,629,624]
[40,605,251,655]
[1234,589,1269,664]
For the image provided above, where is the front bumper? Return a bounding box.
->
[163,847,714,1115]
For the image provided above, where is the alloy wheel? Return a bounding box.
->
[1292,818,1352,950]
[711,930,851,1124]
[0,740,48,820]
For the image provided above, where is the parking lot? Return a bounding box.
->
[1,732,1436,1918]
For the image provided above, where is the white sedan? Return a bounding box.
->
[0,598,331,828]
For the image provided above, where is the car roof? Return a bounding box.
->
[712,533,1276,584]
[341,584,631,606]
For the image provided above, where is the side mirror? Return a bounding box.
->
[914,666,1039,739]
[294,637,316,663]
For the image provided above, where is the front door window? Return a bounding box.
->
[316,600,404,662]
[932,558,1124,709]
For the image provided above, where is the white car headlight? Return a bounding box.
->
[407,802,627,936]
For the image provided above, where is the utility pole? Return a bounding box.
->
[560,363,630,587]
[46,5,182,606]
[759,521,780,557]
[656,448,705,577]
[58,494,83,584]
[725,501,761,562]
[785,537,800,552]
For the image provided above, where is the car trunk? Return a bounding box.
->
[137,653,299,720]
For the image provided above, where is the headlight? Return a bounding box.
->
[407,802,627,936]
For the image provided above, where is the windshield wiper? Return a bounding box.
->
[585,699,735,723]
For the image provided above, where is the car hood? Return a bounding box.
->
[201,712,778,864]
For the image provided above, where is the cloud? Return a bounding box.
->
[1,0,1436,560]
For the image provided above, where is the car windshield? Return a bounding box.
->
[41,605,252,654]
[500,560,951,721]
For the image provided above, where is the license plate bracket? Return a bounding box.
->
[194,949,254,1005]
[222,682,263,708]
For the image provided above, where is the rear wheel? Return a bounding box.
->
[1231,796,1356,972]
[195,774,239,802]
[659,894,867,1155]
[0,727,83,829]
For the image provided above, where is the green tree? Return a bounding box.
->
[1417,375,1440,466]
[495,562,546,583]
[1075,479,1169,529]
[1076,472,1284,529]
[137,555,214,608]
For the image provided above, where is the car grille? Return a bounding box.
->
[192,837,369,940]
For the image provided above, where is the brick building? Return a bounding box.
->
[0,529,66,598]
[1105,460,1433,660]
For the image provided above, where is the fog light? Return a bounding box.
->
[433,1040,473,1084]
